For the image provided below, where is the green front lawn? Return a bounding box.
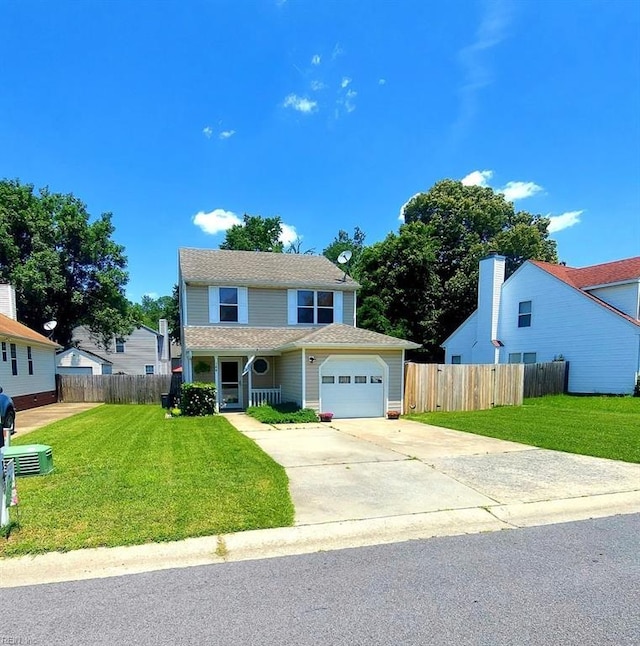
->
[1,405,294,556]
[407,395,640,463]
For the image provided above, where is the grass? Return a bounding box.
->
[1,405,294,557]
[246,402,319,424]
[406,395,640,463]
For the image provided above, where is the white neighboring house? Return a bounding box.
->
[442,254,640,395]
[0,284,61,410]
[56,319,171,376]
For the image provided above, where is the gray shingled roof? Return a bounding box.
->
[184,324,419,352]
[179,248,359,289]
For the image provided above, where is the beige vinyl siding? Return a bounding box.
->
[342,291,356,326]
[72,326,161,375]
[251,356,278,389]
[0,343,56,397]
[185,285,209,325]
[248,289,288,326]
[304,348,403,412]
[279,350,303,406]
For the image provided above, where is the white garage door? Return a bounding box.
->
[320,356,385,418]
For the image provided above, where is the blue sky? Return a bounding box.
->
[1,0,639,302]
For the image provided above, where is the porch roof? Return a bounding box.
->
[184,323,420,353]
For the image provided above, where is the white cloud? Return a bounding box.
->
[344,88,357,113]
[341,77,352,88]
[547,210,583,233]
[202,126,213,139]
[460,170,542,202]
[279,223,299,246]
[398,192,422,222]
[332,43,344,59]
[144,292,159,300]
[311,54,321,65]
[378,78,386,85]
[219,129,236,140]
[193,209,242,235]
[283,94,318,114]
[500,181,543,201]
[452,1,512,145]
[461,170,493,187]
[310,80,326,91]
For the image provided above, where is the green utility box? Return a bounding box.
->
[2,444,54,476]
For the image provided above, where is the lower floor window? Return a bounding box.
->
[508,352,537,364]
[451,355,461,364]
[145,365,155,375]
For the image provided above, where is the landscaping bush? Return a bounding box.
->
[246,402,319,424]
[180,382,217,416]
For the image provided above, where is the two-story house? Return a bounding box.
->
[56,320,171,376]
[442,254,640,394]
[178,248,419,418]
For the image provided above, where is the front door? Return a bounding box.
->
[220,360,242,409]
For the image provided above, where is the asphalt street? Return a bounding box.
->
[2,514,638,646]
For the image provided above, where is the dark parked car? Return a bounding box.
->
[0,387,16,448]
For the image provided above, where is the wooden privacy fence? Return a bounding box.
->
[523,361,568,398]
[57,374,175,404]
[404,363,524,413]
[404,361,569,413]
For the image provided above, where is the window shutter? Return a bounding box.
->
[209,286,220,323]
[287,289,298,325]
[238,287,249,324]
[334,291,343,324]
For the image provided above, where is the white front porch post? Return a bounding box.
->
[213,355,220,412]
[247,358,253,408]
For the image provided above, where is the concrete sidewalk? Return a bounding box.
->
[1,412,638,588]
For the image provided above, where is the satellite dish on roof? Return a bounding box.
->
[337,250,352,265]
[44,320,57,331]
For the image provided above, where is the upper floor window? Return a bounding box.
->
[115,338,126,353]
[10,343,17,376]
[27,346,34,375]
[1,342,6,362]
[209,286,248,324]
[518,301,532,328]
[296,290,334,324]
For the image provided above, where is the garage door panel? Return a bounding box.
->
[320,357,385,418]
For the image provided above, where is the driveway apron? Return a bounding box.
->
[226,414,640,526]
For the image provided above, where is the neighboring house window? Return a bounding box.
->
[115,338,126,353]
[209,286,248,324]
[451,355,462,364]
[1,342,6,362]
[518,301,532,327]
[297,290,334,324]
[145,364,155,375]
[10,343,17,376]
[252,358,269,375]
[102,365,112,375]
[27,346,33,375]
[509,352,537,364]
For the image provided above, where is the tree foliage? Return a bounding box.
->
[131,284,180,343]
[358,180,558,360]
[323,227,366,276]
[357,222,441,350]
[220,214,284,252]
[0,179,138,348]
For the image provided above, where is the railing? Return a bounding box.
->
[250,387,282,407]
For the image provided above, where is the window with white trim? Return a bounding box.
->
[219,287,238,322]
[451,355,462,364]
[252,358,269,375]
[27,346,33,375]
[10,343,17,376]
[145,364,155,375]
[509,352,537,364]
[209,286,248,324]
[297,290,334,324]
[518,301,532,328]
[115,338,126,353]
[1,342,6,362]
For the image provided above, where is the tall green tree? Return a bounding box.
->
[0,179,138,347]
[322,227,366,276]
[220,214,284,252]
[132,285,180,343]
[357,222,441,352]
[394,179,557,359]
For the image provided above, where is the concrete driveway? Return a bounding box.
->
[229,414,640,526]
[16,402,103,436]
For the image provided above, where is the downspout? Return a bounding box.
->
[400,349,406,414]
